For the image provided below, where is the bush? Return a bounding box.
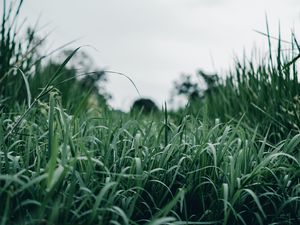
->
[131,98,159,114]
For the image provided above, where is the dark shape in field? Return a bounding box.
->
[131,98,159,114]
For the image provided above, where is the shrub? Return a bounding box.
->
[131,98,159,114]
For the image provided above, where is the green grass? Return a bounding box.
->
[1,99,300,224]
[1,1,300,224]
[202,28,300,143]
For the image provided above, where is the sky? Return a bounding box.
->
[19,0,300,111]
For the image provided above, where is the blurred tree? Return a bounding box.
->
[172,74,201,102]
[30,50,110,112]
[171,70,219,103]
[197,70,219,94]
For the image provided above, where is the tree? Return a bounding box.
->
[171,70,219,103]
[172,74,201,101]
[30,49,110,112]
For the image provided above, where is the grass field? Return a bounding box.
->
[1,1,300,224]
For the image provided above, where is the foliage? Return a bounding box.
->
[30,51,109,113]
[171,70,219,102]
[0,1,300,224]
[0,0,43,105]
[203,35,300,142]
[172,35,300,142]
[172,74,202,101]
[131,98,159,114]
[0,0,109,113]
[1,99,300,224]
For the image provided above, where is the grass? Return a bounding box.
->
[202,27,300,143]
[1,1,300,224]
[1,98,300,224]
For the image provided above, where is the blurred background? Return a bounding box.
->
[20,0,300,111]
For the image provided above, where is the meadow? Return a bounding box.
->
[0,1,300,224]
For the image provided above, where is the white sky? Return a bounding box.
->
[20,0,300,111]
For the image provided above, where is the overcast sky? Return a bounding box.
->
[20,0,300,110]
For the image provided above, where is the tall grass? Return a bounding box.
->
[0,0,108,114]
[203,29,300,142]
[1,1,300,224]
[0,0,43,106]
[1,99,300,224]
